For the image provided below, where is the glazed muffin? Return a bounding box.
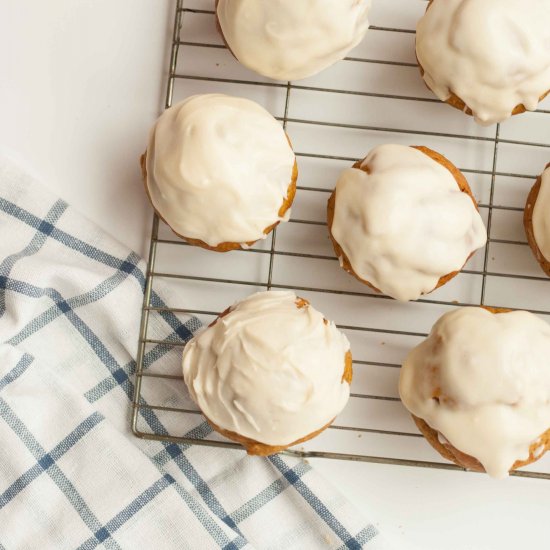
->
[182,291,352,456]
[215,0,371,81]
[524,163,550,277]
[399,306,550,479]
[416,0,550,125]
[327,144,487,302]
[142,94,298,252]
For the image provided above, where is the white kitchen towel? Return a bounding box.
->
[0,156,387,550]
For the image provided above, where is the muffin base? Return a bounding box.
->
[410,306,550,474]
[418,0,550,122]
[327,145,480,297]
[206,416,335,457]
[413,415,550,475]
[438,88,550,121]
[524,163,550,277]
[189,298,353,456]
[140,152,298,253]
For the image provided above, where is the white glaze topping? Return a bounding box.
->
[330,144,487,302]
[399,307,550,479]
[182,291,351,446]
[416,0,550,125]
[533,166,550,261]
[216,0,371,81]
[145,94,296,247]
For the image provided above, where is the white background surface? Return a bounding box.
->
[1,1,550,549]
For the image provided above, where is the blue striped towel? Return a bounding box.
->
[0,156,388,549]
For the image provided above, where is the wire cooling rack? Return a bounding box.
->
[132,0,550,479]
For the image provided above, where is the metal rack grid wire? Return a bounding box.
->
[132,0,550,480]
